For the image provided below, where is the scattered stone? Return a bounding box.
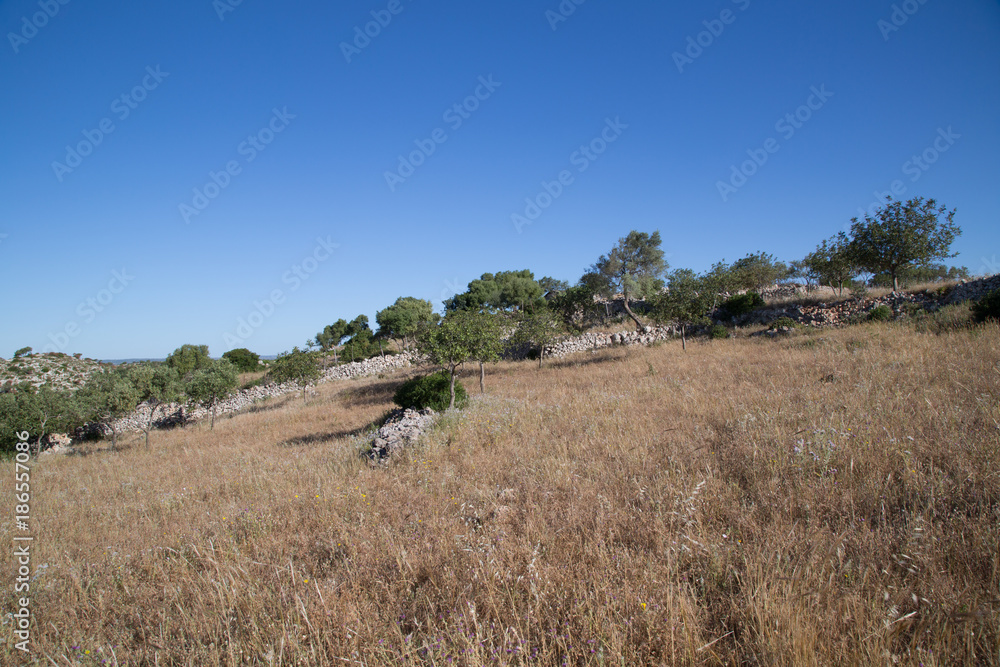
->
[367,408,437,462]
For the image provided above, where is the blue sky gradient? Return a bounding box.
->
[2,0,998,359]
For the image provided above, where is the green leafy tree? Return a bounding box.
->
[342,329,375,362]
[77,368,141,449]
[651,269,712,351]
[316,320,351,364]
[550,283,601,332]
[729,252,790,293]
[376,297,439,351]
[122,363,181,449]
[417,313,474,409]
[165,344,212,377]
[702,260,739,310]
[461,310,506,393]
[804,234,860,296]
[0,386,76,454]
[266,348,320,400]
[13,346,32,359]
[848,196,961,291]
[222,348,261,373]
[445,270,544,312]
[589,230,668,330]
[186,359,239,429]
[511,308,564,368]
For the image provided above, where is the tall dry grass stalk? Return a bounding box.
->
[2,322,998,665]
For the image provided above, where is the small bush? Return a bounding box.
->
[768,317,799,330]
[708,324,729,339]
[393,371,467,411]
[721,292,765,317]
[912,303,972,334]
[867,305,892,322]
[971,289,1000,323]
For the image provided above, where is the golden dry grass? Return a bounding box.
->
[3,322,999,665]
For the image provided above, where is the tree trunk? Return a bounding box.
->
[479,361,485,394]
[145,402,160,449]
[892,271,899,292]
[449,364,457,410]
[538,347,543,369]
[333,348,338,365]
[35,416,47,458]
[621,298,644,331]
[681,323,687,352]
[379,339,384,359]
[211,403,216,430]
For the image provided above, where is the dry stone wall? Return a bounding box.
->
[944,274,1000,305]
[96,352,418,437]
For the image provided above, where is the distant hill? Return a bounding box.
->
[0,353,106,392]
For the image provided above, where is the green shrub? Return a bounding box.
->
[222,348,261,373]
[971,289,1000,323]
[867,305,892,322]
[768,317,799,330]
[721,292,765,317]
[393,371,467,412]
[708,324,729,339]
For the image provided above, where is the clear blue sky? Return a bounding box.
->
[2,0,998,360]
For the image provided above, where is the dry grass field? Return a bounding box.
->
[3,320,999,665]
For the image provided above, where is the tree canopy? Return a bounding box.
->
[77,367,141,448]
[650,269,712,351]
[165,344,212,377]
[222,348,261,373]
[804,234,860,296]
[376,297,439,349]
[848,196,960,291]
[444,270,544,312]
[186,359,238,429]
[417,312,476,409]
[267,348,320,400]
[728,252,789,293]
[121,362,181,448]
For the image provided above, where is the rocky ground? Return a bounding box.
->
[0,352,105,392]
[366,407,438,462]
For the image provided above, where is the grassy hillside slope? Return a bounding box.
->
[2,322,998,665]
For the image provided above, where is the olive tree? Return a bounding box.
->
[588,230,668,331]
[267,348,320,401]
[186,359,239,430]
[511,308,564,368]
[122,363,181,448]
[650,269,712,351]
[417,314,474,410]
[464,310,506,393]
[77,367,141,449]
